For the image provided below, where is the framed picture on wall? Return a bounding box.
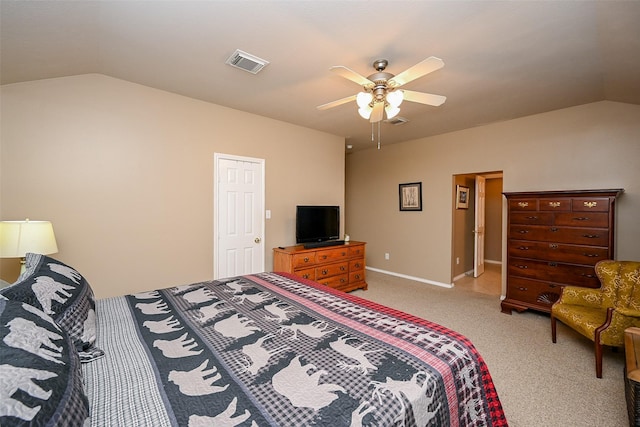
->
[399,182,422,211]
[456,185,469,209]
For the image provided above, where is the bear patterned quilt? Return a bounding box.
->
[82,272,507,427]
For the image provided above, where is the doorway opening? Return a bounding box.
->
[451,171,503,296]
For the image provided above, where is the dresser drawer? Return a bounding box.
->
[572,198,610,212]
[317,273,349,288]
[510,225,609,246]
[507,277,563,308]
[509,258,600,287]
[509,212,553,225]
[350,270,365,283]
[538,198,571,211]
[348,245,365,257]
[349,259,365,272]
[293,252,316,268]
[509,199,538,211]
[316,247,349,264]
[553,212,609,228]
[316,262,349,279]
[509,240,609,265]
[294,267,315,280]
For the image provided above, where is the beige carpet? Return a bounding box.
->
[352,270,627,427]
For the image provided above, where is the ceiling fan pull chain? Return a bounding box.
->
[377,121,381,150]
[371,122,374,144]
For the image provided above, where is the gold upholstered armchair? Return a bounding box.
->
[551,260,640,378]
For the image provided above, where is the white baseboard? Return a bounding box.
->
[485,259,502,265]
[366,266,454,289]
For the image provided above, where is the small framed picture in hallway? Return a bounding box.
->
[456,185,469,209]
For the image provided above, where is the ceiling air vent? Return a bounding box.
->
[386,116,409,125]
[225,49,269,74]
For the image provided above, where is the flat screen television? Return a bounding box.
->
[296,205,340,244]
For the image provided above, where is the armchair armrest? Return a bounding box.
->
[556,285,603,308]
[616,307,640,318]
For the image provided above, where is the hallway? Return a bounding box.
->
[454,262,502,296]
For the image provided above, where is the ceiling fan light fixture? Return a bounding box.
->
[358,106,373,119]
[385,105,401,120]
[386,90,403,107]
[356,92,373,108]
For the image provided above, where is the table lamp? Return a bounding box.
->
[0,219,58,274]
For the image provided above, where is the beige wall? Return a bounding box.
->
[346,101,640,288]
[0,74,345,298]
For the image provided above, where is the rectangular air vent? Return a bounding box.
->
[225,49,269,74]
[386,116,409,125]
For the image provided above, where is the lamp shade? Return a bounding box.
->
[0,220,58,258]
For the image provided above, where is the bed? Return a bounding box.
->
[1,253,508,426]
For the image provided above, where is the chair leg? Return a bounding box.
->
[551,314,557,343]
[595,341,603,378]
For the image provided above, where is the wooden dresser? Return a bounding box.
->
[502,189,623,314]
[273,241,367,292]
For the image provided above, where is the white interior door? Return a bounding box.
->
[214,154,265,279]
[473,175,486,277]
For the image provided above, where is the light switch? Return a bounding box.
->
[265,210,271,219]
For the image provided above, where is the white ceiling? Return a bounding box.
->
[2,1,639,151]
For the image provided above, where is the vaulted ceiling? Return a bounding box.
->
[2,1,639,151]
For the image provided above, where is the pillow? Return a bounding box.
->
[0,298,90,426]
[0,253,103,362]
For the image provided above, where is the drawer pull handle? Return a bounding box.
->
[583,253,600,258]
[581,273,596,278]
[573,217,590,221]
[518,287,528,291]
[340,278,347,283]
[518,202,529,208]
[549,244,558,249]
[303,257,310,262]
[548,262,558,267]
[525,216,538,220]
[518,230,529,234]
[517,246,529,250]
[321,269,328,275]
[550,227,559,232]
[584,201,598,208]
[303,274,310,279]
[340,266,346,271]
[516,265,528,269]
[354,263,361,268]
[354,274,361,279]
[341,252,347,256]
[582,234,599,239]
[321,255,327,260]
[548,201,561,208]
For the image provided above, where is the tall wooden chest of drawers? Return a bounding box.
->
[273,241,367,292]
[501,189,623,314]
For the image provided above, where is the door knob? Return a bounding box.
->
[254,237,261,243]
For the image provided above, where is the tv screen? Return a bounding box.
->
[296,205,340,243]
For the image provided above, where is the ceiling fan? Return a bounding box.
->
[317,57,447,123]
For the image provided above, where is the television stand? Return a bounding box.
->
[273,241,367,292]
[303,240,344,249]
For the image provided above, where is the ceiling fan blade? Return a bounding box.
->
[402,90,447,106]
[389,56,445,87]
[370,102,385,123]
[330,66,374,88]
[317,94,357,110]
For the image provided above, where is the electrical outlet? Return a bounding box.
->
[456,257,460,265]
[385,253,390,260]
